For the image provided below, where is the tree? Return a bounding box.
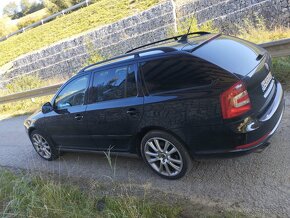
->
[28,1,45,14]
[20,0,31,15]
[2,1,18,18]
[44,0,82,13]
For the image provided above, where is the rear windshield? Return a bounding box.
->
[192,35,264,77]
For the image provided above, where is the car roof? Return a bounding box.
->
[79,32,221,73]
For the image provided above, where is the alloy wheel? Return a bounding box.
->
[32,134,52,159]
[144,137,183,177]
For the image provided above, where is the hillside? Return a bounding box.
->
[0,0,160,67]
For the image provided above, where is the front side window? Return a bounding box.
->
[90,65,137,103]
[55,75,89,109]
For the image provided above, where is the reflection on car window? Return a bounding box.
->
[55,75,89,109]
[91,65,137,103]
[141,57,213,94]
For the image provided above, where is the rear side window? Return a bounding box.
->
[90,65,137,103]
[141,56,213,94]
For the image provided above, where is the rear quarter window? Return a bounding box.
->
[140,56,215,94]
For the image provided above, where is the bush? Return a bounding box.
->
[44,0,85,13]
[17,9,49,29]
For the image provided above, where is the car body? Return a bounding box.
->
[24,32,284,179]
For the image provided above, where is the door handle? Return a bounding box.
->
[75,114,84,121]
[126,108,138,115]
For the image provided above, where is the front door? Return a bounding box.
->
[86,64,143,151]
[44,74,93,148]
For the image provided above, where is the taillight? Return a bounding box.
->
[220,81,251,119]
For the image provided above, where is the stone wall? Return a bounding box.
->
[1,0,289,87]
[0,1,175,86]
[176,0,290,32]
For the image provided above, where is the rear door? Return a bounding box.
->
[86,63,143,151]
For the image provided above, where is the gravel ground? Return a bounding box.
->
[0,93,289,217]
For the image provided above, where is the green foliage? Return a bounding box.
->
[20,0,31,15]
[178,17,217,35]
[272,56,290,90]
[168,17,218,37]
[84,37,105,66]
[43,0,59,14]
[0,170,181,217]
[0,76,52,117]
[17,9,49,29]
[234,16,290,90]
[0,0,160,67]
[236,16,290,44]
[20,0,45,16]
[0,75,58,117]
[44,0,86,13]
[5,75,44,94]
[0,17,18,37]
[2,1,18,18]
[0,96,52,118]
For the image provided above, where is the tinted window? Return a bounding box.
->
[193,36,262,76]
[141,57,213,94]
[90,65,137,103]
[55,75,89,109]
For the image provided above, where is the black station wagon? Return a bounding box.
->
[24,32,284,179]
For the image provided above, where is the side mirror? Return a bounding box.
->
[42,102,53,114]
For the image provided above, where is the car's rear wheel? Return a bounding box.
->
[30,130,59,161]
[141,130,192,179]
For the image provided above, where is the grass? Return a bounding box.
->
[0,0,160,67]
[0,169,249,218]
[0,96,52,120]
[16,8,50,29]
[235,18,290,88]
[0,169,180,217]
[272,56,290,89]
[0,75,61,119]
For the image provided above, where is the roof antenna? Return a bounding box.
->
[178,16,195,43]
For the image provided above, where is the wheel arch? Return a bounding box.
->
[28,127,36,136]
[132,126,189,157]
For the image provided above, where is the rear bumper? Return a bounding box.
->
[194,80,284,158]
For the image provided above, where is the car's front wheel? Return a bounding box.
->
[141,130,192,179]
[30,130,59,161]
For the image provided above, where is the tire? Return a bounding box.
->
[29,130,60,161]
[140,130,192,179]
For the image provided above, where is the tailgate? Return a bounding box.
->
[192,35,275,115]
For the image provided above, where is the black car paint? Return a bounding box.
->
[24,34,284,158]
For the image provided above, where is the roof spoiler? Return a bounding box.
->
[126,31,211,54]
[190,33,222,53]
